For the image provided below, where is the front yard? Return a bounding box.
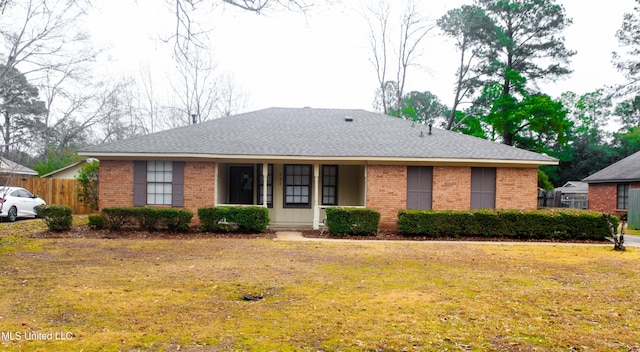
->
[1,219,639,351]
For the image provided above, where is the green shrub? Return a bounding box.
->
[158,208,193,232]
[325,207,380,236]
[198,206,269,233]
[101,207,193,232]
[88,214,104,229]
[34,204,72,231]
[131,207,162,231]
[101,208,134,230]
[398,209,615,241]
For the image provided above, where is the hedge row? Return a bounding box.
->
[397,209,617,240]
[325,207,380,236]
[97,207,193,232]
[198,206,269,233]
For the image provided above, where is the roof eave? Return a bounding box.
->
[78,152,558,167]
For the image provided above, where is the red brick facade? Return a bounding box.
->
[183,162,216,223]
[432,166,471,210]
[98,160,134,210]
[99,160,541,230]
[589,182,640,214]
[496,167,538,210]
[365,165,407,229]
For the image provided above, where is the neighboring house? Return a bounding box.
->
[583,149,640,214]
[79,107,558,229]
[554,181,588,209]
[41,158,97,179]
[0,157,38,185]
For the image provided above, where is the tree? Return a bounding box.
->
[551,90,614,186]
[473,0,575,146]
[613,0,640,97]
[76,159,99,211]
[614,95,640,129]
[0,65,47,154]
[390,90,447,125]
[0,0,106,163]
[365,0,432,115]
[171,45,220,126]
[171,0,314,55]
[437,5,495,130]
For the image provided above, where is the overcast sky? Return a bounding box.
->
[89,0,638,112]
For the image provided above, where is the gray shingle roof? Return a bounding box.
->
[80,107,558,164]
[0,157,37,176]
[583,150,640,183]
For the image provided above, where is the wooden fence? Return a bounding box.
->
[16,178,92,215]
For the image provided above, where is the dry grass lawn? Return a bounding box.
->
[1,219,639,351]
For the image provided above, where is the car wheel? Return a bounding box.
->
[7,206,17,222]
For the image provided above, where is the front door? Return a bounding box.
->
[229,166,254,204]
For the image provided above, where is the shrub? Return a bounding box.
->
[101,208,134,230]
[325,207,380,236]
[158,209,193,232]
[198,206,269,233]
[398,209,615,241]
[88,214,104,229]
[35,204,72,231]
[101,207,193,232]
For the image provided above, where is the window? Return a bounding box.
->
[407,166,432,209]
[257,164,273,207]
[618,184,630,210]
[470,167,496,209]
[322,165,338,205]
[146,161,173,205]
[133,161,183,207]
[284,164,311,208]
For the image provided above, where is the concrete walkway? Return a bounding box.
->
[274,231,639,247]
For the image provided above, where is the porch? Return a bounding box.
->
[215,162,366,229]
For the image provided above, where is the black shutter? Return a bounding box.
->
[133,161,146,206]
[172,162,184,207]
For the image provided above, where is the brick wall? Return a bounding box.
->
[496,167,538,210]
[366,165,406,229]
[183,161,216,222]
[98,160,134,209]
[432,166,471,210]
[589,183,618,213]
[589,182,640,214]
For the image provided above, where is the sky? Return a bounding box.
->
[88,0,638,113]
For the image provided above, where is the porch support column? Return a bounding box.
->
[262,162,268,207]
[312,163,320,230]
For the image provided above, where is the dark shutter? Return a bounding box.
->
[406,166,433,209]
[172,162,184,207]
[470,167,496,209]
[133,161,147,206]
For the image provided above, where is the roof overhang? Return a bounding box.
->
[584,179,640,184]
[78,152,559,167]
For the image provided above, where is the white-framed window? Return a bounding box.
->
[147,161,173,205]
[322,165,338,205]
[284,164,311,208]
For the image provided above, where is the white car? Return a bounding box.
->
[0,187,46,222]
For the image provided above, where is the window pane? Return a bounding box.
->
[618,184,629,209]
[284,165,311,207]
[146,161,173,205]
